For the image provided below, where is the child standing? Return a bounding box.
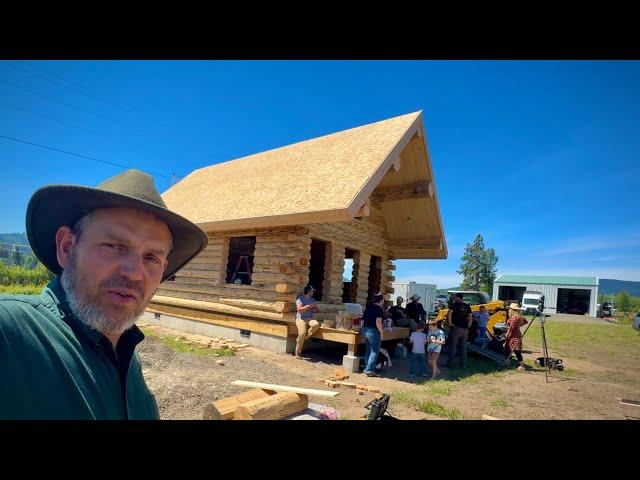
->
[409,323,428,377]
[427,320,446,379]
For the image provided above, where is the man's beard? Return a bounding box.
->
[61,252,149,336]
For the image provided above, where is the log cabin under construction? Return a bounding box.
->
[143,111,448,365]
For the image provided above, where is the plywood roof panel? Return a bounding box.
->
[164,112,422,225]
[161,110,447,259]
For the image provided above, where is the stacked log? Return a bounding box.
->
[156,227,312,320]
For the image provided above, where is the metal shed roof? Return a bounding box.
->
[495,275,598,286]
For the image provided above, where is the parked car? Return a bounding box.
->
[601,302,614,317]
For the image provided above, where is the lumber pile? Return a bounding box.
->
[315,372,381,394]
[204,380,341,420]
[204,389,308,420]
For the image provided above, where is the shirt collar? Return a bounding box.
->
[42,276,145,350]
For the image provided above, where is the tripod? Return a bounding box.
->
[522,300,554,382]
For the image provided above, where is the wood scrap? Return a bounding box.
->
[481,414,500,420]
[234,392,309,420]
[203,388,274,420]
[619,399,640,407]
[356,384,380,393]
[231,380,339,397]
[216,360,225,366]
[335,381,357,389]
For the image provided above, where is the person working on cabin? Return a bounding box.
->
[445,292,473,369]
[0,169,208,419]
[405,294,426,329]
[294,284,319,359]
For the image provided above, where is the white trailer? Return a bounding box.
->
[391,281,437,314]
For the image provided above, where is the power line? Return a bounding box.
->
[0,77,178,145]
[0,135,173,179]
[11,61,225,151]
[0,99,123,144]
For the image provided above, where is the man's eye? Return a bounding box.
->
[105,243,124,251]
[145,255,160,264]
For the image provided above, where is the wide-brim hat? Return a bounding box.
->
[508,302,521,310]
[26,169,208,282]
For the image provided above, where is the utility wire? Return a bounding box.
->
[0,77,184,146]
[0,99,123,144]
[12,61,224,150]
[0,135,173,179]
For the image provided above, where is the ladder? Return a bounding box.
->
[230,255,252,284]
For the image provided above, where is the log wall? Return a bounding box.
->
[153,213,396,325]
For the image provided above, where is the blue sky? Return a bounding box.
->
[1,60,639,287]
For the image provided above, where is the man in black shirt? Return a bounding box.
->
[405,295,426,328]
[389,296,412,327]
[446,292,473,369]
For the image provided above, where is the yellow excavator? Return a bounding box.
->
[435,296,508,335]
[433,291,510,364]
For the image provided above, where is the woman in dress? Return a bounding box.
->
[505,302,529,371]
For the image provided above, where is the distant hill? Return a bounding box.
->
[437,286,462,294]
[0,232,38,268]
[599,279,640,297]
[0,233,29,246]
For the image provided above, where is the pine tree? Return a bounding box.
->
[480,248,499,294]
[615,291,631,313]
[457,234,499,294]
[457,235,485,291]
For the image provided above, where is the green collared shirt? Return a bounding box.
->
[0,277,159,420]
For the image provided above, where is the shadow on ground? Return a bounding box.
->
[295,339,533,384]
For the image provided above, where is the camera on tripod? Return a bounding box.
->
[538,294,545,314]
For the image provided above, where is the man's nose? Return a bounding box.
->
[117,253,145,281]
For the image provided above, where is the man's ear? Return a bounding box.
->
[55,226,76,270]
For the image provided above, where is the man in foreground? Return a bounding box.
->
[0,169,208,419]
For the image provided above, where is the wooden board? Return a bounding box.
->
[230,380,340,397]
[234,392,309,420]
[203,388,275,420]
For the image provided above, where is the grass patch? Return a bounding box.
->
[0,284,46,295]
[210,347,236,357]
[391,390,415,404]
[143,330,235,357]
[490,398,508,408]
[422,381,454,396]
[416,400,462,419]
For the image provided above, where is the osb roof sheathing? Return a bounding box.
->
[162,111,438,235]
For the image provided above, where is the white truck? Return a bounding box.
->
[521,291,544,315]
[391,281,437,314]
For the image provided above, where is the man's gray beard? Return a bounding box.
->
[61,260,142,336]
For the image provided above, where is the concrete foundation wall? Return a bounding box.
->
[141,311,297,354]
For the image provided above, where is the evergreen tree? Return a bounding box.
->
[457,234,499,294]
[615,291,631,313]
[480,248,499,294]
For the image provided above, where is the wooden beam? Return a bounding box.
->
[389,238,442,250]
[203,389,275,420]
[370,180,433,203]
[392,154,401,172]
[353,198,370,218]
[150,295,292,322]
[390,247,447,259]
[234,392,308,420]
[146,304,293,337]
[231,380,340,397]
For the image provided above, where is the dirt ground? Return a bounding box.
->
[137,316,640,420]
